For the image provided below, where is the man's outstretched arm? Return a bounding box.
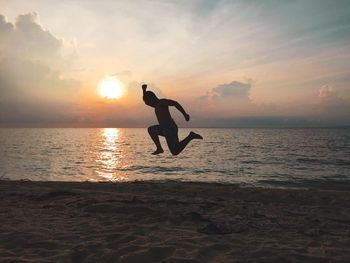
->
[142,84,147,96]
[164,99,190,121]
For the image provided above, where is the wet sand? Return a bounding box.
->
[0,180,349,262]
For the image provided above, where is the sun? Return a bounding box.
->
[98,76,125,99]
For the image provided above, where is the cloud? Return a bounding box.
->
[197,91,210,101]
[0,13,65,62]
[318,85,341,105]
[191,80,264,121]
[0,14,14,42]
[213,81,251,99]
[317,85,350,121]
[199,80,252,102]
[196,80,253,116]
[193,83,349,127]
[0,13,80,127]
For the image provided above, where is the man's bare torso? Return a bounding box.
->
[155,99,176,127]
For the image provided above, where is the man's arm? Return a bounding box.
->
[164,99,190,121]
[142,84,147,96]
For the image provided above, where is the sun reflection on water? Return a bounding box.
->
[96,128,127,181]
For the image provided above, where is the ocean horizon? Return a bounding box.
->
[1,127,349,190]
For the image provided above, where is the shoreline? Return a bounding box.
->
[2,178,350,192]
[1,180,349,262]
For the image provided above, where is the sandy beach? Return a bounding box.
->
[0,180,349,263]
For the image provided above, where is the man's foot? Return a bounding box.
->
[190,131,203,140]
[152,149,164,155]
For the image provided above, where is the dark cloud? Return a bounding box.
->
[192,80,275,123]
[0,13,63,61]
[0,14,14,39]
[198,80,252,103]
[0,99,81,127]
[0,13,80,126]
[213,81,251,99]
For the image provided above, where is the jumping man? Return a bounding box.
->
[142,84,203,155]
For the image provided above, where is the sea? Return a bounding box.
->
[1,128,350,190]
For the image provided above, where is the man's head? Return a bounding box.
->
[143,90,159,107]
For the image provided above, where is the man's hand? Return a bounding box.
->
[163,99,190,121]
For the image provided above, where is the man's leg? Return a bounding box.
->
[147,125,164,155]
[166,131,202,156]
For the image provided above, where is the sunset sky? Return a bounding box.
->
[1,0,350,127]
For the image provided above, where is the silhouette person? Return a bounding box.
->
[142,84,203,155]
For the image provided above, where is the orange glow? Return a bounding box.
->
[96,128,128,181]
[98,76,125,99]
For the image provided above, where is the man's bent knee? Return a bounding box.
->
[148,125,163,137]
[148,125,156,134]
[169,146,180,156]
